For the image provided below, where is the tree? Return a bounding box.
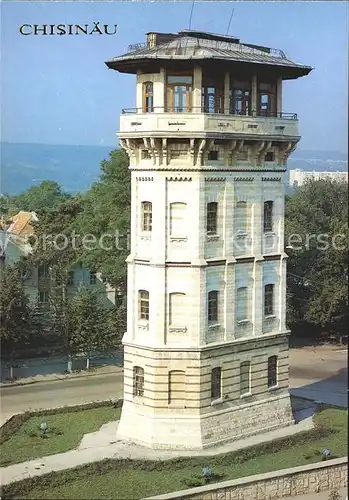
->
[74,149,130,291]
[0,265,36,378]
[285,179,348,342]
[12,180,70,214]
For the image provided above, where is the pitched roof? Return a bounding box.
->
[106,30,312,79]
[6,211,38,237]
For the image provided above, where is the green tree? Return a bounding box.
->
[0,266,36,378]
[75,149,130,291]
[13,180,70,214]
[285,179,348,342]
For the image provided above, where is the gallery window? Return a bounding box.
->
[143,82,154,113]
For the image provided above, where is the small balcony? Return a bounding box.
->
[119,107,299,139]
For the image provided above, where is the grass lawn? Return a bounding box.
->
[0,406,121,467]
[3,408,347,500]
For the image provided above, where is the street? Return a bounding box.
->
[0,346,347,424]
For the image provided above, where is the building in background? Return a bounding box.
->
[289,169,348,187]
[107,29,312,449]
[0,211,119,309]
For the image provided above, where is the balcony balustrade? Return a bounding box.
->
[119,106,299,139]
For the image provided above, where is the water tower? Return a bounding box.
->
[106,30,311,449]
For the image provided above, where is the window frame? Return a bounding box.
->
[240,361,251,396]
[206,202,218,235]
[141,201,152,232]
[38,290,49,304]
[208,290,219,323]
[267,355,278,388]
[142,81,154,113]
[264,284,275,316]
[263,200,274,233]
[138,289,149,321]
[133,366,144,397]
[89,272,97,285]
[211,367,222,400]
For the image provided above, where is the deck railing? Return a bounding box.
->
[121,107,298,120]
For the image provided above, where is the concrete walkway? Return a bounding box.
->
[1,414,315,486]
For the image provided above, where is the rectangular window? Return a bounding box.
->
[38,264,49,278]
[38,290,49,303]
[206,202,218,235]
[170,150,188,160]
[236,201,248,233]
[208,150,219,161]
[89,272,97,285]
[133,366,144,397]
[208,290,219,323]
[236,287,248,322]
[268,356,278,388]
[240,361,251,396]
[139,290,149,320]
[265,152,275,162]
[168,370,185,405]
[263,201,273,232]
[169,202,187,236]
[211,367,222,399]
[141,201,152,232]
[169,292,186,326]
[264,284,274,316]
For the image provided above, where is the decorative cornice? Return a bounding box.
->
[166,176,192,181]
[234,177,254,182]
[130,167,287,173]
[136,176,154,182]
[261,177,282,182]
[204,177,226,182]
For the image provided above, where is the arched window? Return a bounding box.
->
[206,202,218,235]
[168,370,185,405]
[208,290,219,323]
[138,290,149,320]
[263,201,274,232]
[141,201,152,232]
[268,356,278,388]
[236,287,248,322]
[240,361,251,396]
[264,284,274,316]
[211,367,222,399]
[133,366,144,397]
[169,292,186,326]
[143,82,154,113]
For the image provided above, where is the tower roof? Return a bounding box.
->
[105,30,312,79]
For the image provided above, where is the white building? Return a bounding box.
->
[289,168,348,187]
[106,30,312,449]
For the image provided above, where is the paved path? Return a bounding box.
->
[1,414,314,486]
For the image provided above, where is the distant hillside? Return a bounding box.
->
[0,142,347,196]
[0,142,114,195]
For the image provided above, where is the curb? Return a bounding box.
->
[0,367,124,388]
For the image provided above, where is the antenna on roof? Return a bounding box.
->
[226,7,235,35]
[188,0,195,30]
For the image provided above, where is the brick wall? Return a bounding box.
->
[144,457,348,500]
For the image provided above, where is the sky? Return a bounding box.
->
[1,1,348,153]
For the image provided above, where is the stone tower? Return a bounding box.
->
[106,30,312,449]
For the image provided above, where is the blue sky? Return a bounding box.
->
[1,1,348,153]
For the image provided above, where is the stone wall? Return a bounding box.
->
[144,457,348,499]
